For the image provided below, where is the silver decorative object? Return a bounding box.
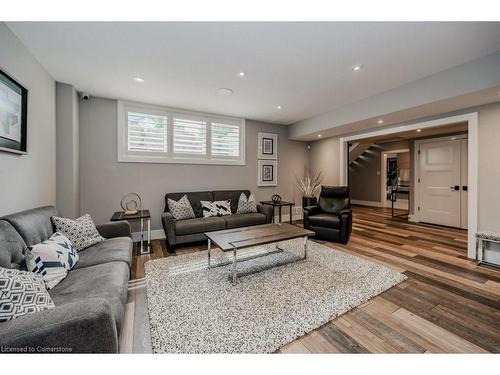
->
[121,193,142,216]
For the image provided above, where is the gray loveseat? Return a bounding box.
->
[0,206,132,353]
[162,190,273,252]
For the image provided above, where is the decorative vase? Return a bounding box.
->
[302,196,317,208]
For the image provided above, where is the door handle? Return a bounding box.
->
[450,186,460,191]
[462,186,468,191]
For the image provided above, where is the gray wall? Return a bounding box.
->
[79,97,309,231]
[56,82,79,218]
[477,102,500,264]
[0,23,56,216]
[307,137,341,187]
[348,140,410,203]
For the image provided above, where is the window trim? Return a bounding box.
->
[117,100,246,165]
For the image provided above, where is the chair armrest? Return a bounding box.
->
[303,205,321,230]
[338,207,353,244]
[0,299,118,353]
[96,221,131,239]
[257,205,274,223]
[303,205,321,216]
[161,212,177,246]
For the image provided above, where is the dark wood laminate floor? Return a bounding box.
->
[129,205,500,353]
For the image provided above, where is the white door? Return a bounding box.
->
[419,139,461,227]
[460,139,468,229]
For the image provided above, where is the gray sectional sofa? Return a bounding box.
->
[162,190,274,252]
[0,206,132,353]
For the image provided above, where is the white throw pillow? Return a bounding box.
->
[168,195,196,220]
[236,193,258,214]
[0,267,55,322]
[201,200,232,217]
[26,237,69,290]
[51,214,104,251]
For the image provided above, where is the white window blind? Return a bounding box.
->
[211,122,240,157]
[127,111,168,152]
[118,101,245,165]
[173,117,207,155]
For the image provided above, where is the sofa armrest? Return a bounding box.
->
[0,299,118,353]
[257,205,274,223]
[161,212,177,247]
[96,221,131,239]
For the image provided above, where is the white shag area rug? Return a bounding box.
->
[144,239,406,353]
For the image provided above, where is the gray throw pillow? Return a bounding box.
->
[51,214,104,252]
[168,195,196,220]
[0,267,55,322]
[236,193,257,214]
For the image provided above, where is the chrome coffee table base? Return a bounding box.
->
[207,237,309,284]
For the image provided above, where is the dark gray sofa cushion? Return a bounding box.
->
[224,213,267,229]
[49,261,129,333]
[2,206,60,247]
[0,220,28,270]
[174,216,226,235]
[165,191,213,218]
[74,237,133,269]
[213,190,251,214]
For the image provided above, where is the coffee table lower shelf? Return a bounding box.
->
[205,223,314,284]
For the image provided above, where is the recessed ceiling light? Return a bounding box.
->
[416,129,422,133]
[133,77,144,83]
[377,119,384,124]
[238,72,246,77]
[352,64,362,72]
[216,88,233,96]
[276,105,282,110]
[317,134,322,138]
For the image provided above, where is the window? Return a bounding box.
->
[118,101,245,165]
[211,122,240,157]
[173,116,207,155]
[127,112,168,153]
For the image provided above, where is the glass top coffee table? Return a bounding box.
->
[205,223,315,284]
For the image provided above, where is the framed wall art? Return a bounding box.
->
[257,132,277,159]
[257,159,277,186]
[0,69,28,154]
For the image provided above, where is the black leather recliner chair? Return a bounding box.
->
[303,186,353,244]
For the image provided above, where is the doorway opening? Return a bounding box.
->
[341,113,478,259]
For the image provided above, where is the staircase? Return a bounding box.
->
[349,142,373,164]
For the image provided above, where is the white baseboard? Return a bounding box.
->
[131,229,165,242]
[407,214,419,223]
[351,199,384,208]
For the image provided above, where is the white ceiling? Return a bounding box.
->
[7,22,500,124]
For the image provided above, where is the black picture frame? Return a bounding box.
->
[262,137,274,155]
[262,164,274,181]
[0,69,28,154]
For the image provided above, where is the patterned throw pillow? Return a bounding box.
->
[45,232,79,270]
[51,214,104,251]
[236,193,258,214]
[26,235,72,290]
[0,267,55,322]
[168,195,196,220]
[201,200,232,217]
